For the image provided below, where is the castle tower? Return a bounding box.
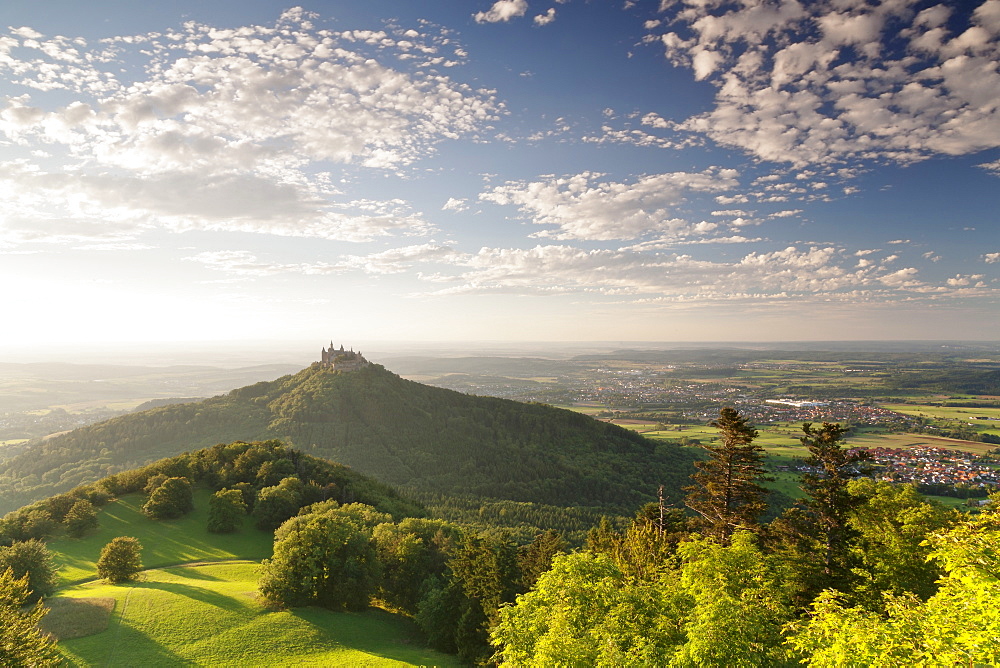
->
[319,340,370,372]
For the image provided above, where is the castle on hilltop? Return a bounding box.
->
[320,341,369,372]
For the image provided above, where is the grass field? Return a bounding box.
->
[48,489,273,586]
[52,562,462,667]
[46,490,461,666]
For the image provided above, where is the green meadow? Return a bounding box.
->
[45,490,461,667]
[52,562,461,667]
[48,489,273,586]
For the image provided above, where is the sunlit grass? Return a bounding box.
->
[48,489,273,586]
[54,562,462,667]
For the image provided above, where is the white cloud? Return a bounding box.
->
[768,209,803,218]
[0,162,435,244]
[474,0,529,24]
[979,158,1000,176]
[0,14,497,245]
[946,274,985,287]
[534,9,557,26]
[413,243,985,302]
[985,252,1000,263]
[442,197,470,212]
[480,169,740,241]
[340,243,463,274]
[653,0,1000,166]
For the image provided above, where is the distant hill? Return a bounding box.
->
[0,363,697,516]
[132,397,206,412]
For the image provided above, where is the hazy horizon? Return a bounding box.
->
[3,337,999,368]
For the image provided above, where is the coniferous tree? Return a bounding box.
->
[684,407,769,545]
[770,422,870,602]
[517,529,568,591]
[798,422,868,584]
[0,568,60,667]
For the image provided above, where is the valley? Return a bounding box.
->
[2,343,999,665]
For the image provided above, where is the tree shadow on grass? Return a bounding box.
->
[133,580,248,612]
[159,564,225,581]
[289,606,461,666]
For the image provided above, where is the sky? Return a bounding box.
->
[0,0,998,348]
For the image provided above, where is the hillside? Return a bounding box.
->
[0,363,698,515]
[39,486,458,667]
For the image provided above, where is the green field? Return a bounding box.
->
[882,403,1000,438]
[52,562,462,667]
[882,403,1000,421]
[45,490,461,667]
[843,431,996,455]
[48,489,273,586]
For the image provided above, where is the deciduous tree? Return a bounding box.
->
[142,476,194,520]
[97,536,142,583]
[259,503,385,611]
[787,512,1000,666]
[0,539,58,602]
[846,478,959,611]
[64,498,99,538]
[252,476,304,531]
[207,488,247,534]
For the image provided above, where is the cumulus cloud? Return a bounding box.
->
[480,169,740,241]
[442,197,470,212]
[652,0,1000,166]
[474,0,529,24]
[0,12,497,245]
[184,236,993,306]
[412,243,971,302]
[985,252,1000,263]
[534,9,557,26]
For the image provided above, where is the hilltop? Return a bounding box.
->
[0,363,698,517]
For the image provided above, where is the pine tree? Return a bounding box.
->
[0,568,60,667]
[684,407,769,544]
[775,422,869,596]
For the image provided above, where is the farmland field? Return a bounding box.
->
[842,431,996,455]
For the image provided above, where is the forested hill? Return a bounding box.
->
[0,363,698,515]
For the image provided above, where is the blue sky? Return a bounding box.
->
[0,0,997,346]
